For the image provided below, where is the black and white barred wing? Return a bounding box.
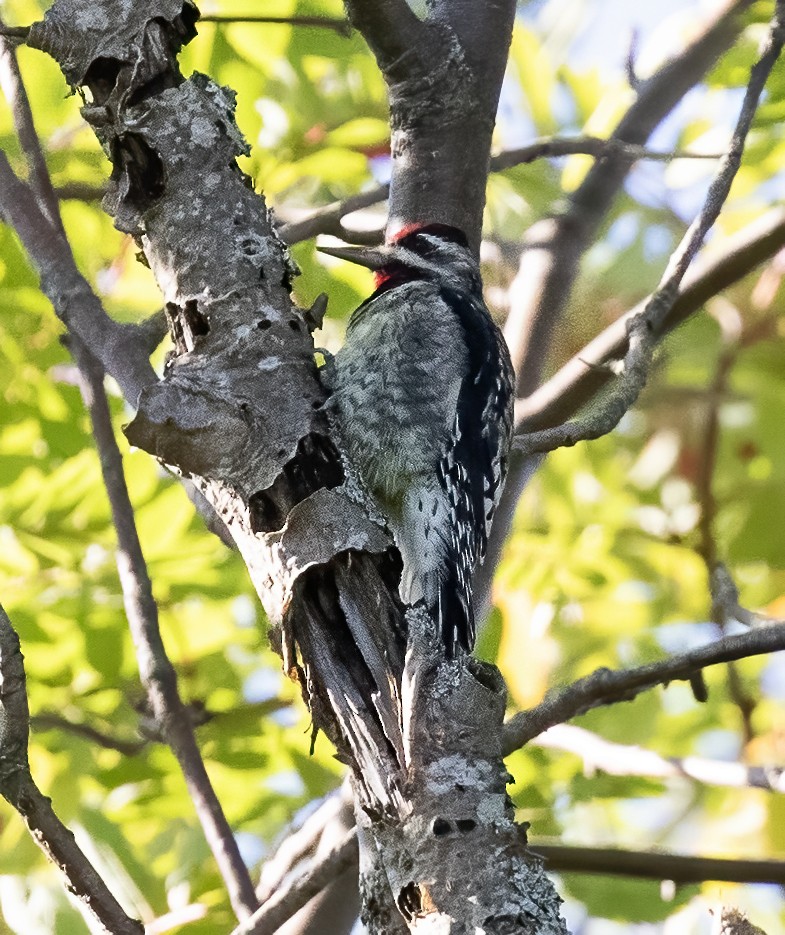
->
[436,288,514,655]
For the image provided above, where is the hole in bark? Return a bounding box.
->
[165,299,209,354]
[82,56,124,105]
[288,319,301,331]
[182,299,209,337]
[249,433,345,533]
[256,319,272,330]
[116,133,165,202]
[397,882,422,922]
[432,818,452,837]
[456,818,476,833]
[466,657,506,694]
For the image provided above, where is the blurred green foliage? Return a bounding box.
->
[1,0,784,932]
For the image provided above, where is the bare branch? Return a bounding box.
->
[278,186,389,245]
[0,18,64,234]
[694,316,761,740]
[502,621,785,751]
[199,14,352,36]
[492,135,722,171]
[144,903,209,934]
[0,23,29,43]
[531,724,785,793]
[515,208,785,433]
[30,713,148,756]
[711,564,772,629]
[254,782,359,935]
[344,0,423,73]
[72,343,258,920]
[515,4,785,456]
[532,844,785,886]
[0,604,144,935]
[233,829,358,935]
[256,782,351,901]
[0,155,155,404]
[54,181,107,201]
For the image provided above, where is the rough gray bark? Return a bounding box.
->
[348,0,516,254]
[24,0,565,931]
[29,0,408,815]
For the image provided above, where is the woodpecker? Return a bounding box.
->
[320,225,514,656]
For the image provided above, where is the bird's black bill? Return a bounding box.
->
[317,244,390,270]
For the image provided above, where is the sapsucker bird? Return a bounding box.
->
[320,224,514,656]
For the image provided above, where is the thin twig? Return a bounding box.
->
[531,723,785,792]
[0,154,155,403]
[256,782,351,901]
[0,604,144,934]
[515,4,785,456]
[694,317,758,742]
[31,713,148,756]
[199,14,352,37]
[232,829,359,935]
[278,186,389,245]
[710,564,768,629]
[54,181,107,201]
[515,208,785,433]
[491,135,721,171]
[0,23,29,43]
[278,137,720,246]
[502,621,785,752]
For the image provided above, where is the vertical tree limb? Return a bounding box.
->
[346,1,567,931]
